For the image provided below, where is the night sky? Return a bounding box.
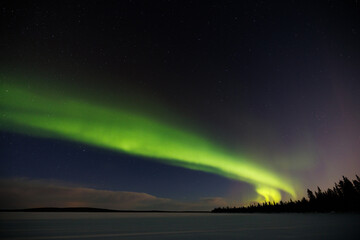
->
[1,1,359,210]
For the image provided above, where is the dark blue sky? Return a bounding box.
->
[1,131,247,200]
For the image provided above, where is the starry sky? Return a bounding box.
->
[0,0,359,210]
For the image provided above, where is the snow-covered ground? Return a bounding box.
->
[1,212,359,239]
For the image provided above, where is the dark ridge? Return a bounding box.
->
[0,207,209,213]
[1,207,119,212]
[212,175,360,213]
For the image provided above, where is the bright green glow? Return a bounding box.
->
[0,81,297,202]
[256,185,282,203]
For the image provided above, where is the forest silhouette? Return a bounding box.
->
[212,175,360,213]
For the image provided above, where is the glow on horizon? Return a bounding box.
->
[0,80,297,202]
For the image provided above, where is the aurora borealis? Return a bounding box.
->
[1,80,296,202]
[1,1,359,210]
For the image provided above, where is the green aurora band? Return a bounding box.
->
[0,81,297,202]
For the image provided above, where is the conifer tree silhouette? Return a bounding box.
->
[212,175,360,213]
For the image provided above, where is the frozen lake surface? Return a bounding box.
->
[1,212,359,239]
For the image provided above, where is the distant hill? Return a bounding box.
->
[1,207,120,212]
[0,207,209,213]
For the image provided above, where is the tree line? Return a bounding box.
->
[212,175,360,213]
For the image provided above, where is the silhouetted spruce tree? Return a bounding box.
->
[212,175,360,213]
